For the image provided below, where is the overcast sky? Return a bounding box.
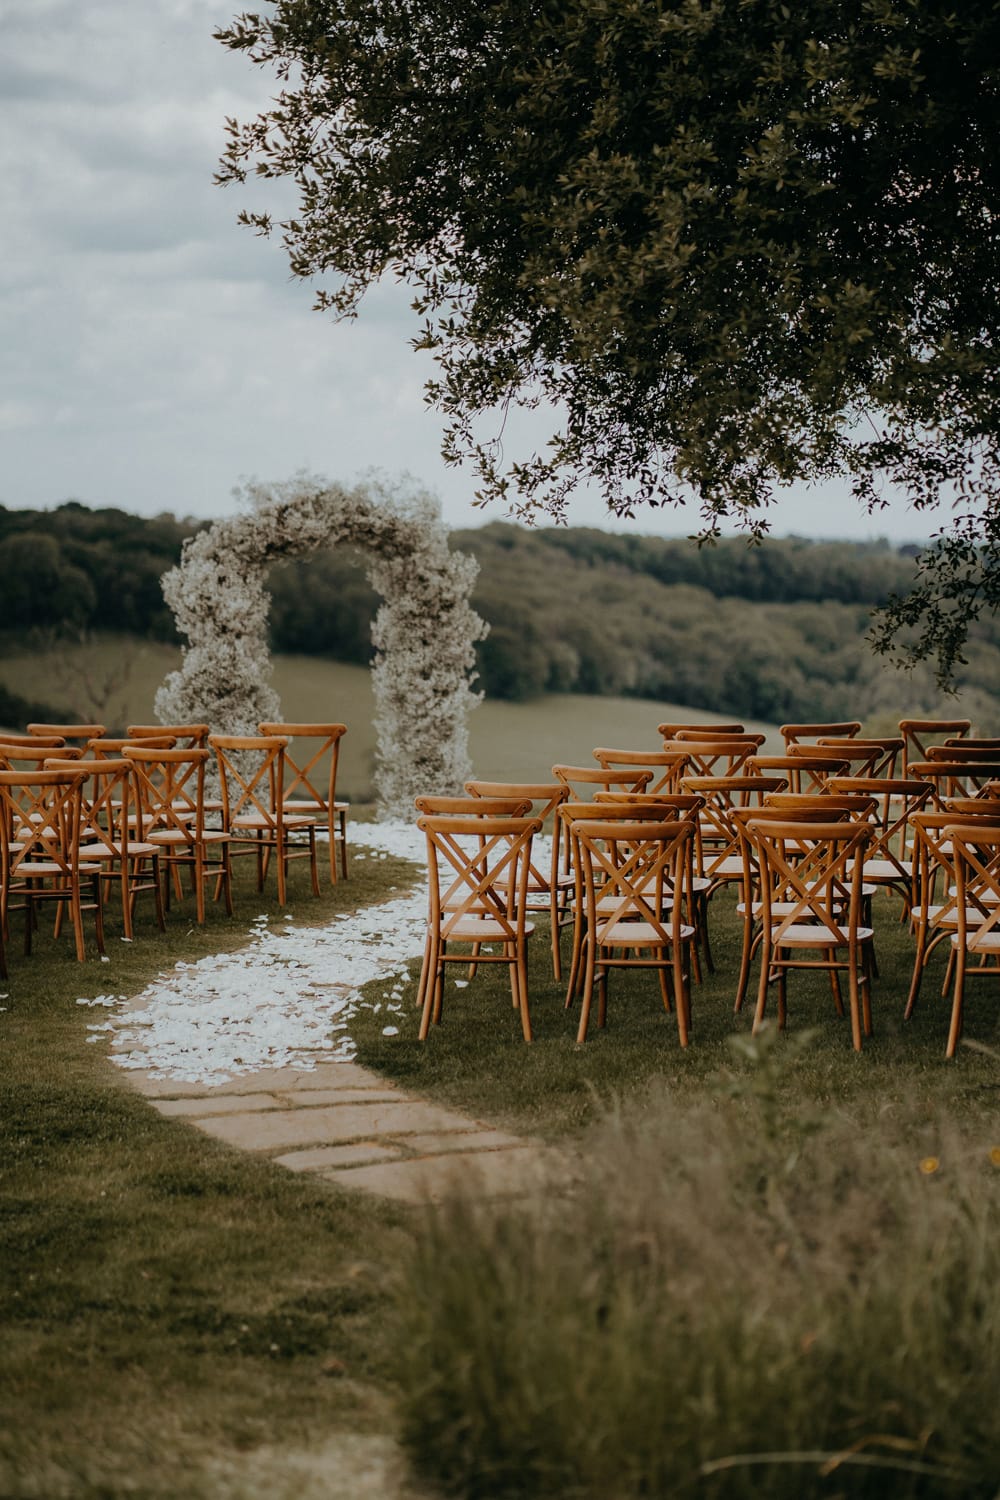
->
[2,0,934,542]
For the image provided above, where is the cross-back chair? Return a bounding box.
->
[746,753,850,793]
[568,817,696,1046]
[465,781,572,979]
[127,723,210,751]
[657,721,745,738]
[592,747,690,795]
[781,721,862,749]
[814,737,903,779]
[210,734,318,906]
[908,759,1000,806]
[122,746,232,924]
[44,755,164,938]
[747,818,875,1051]
[729,804,864,1017]
[899,718,971,776]
[660,736,761,778]
[825,776,932,915]
[0,767,103,967]
[416,812,542,1042]
[944,824,1000,1057]
[258,722,349,883]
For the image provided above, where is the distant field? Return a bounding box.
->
[0,633,785,799]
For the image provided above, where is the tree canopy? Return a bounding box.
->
[215,0,1000,678]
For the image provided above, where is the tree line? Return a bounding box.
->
[2,502,997,729]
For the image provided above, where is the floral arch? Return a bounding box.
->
[155,476,487,820]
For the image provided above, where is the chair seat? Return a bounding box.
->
[445,917,536,941]
[598,920,695,946]
[774,922,874,946]
[951,931,1000,952]
[10,860,101,878]
[852,857,909,881]
[147,828,231,847]
[78,840,161,859]
[231,814,314,833]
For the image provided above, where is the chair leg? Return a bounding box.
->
[946,943,967,1059]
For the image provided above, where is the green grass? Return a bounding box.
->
[0,848,425,1500]
[346,887,1000,1140]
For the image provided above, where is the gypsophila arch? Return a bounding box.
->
[155,475,488,820]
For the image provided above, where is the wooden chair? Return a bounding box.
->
[0,743,83,771]
[416,812,541,1042]
[89,736,177,757]
[731,810,863,1020]
[122,746,232,924]
[903,808,1000,1022]
[0,733,69,749]
[660,736,761,778]
[258,722,349,883]
[465,781,572,979]
[814,737,903,779]
[0,768,104,965]
[747,818,875,1051]
[944,824,1000,1056]
[210,734,318,906]
[592,747,690,795]
[561,799,702,1001]
[781,721,862,749]
[45,756,165,938]
[27,723,107,744]
[568,817,696,1045]
[899,718,971,776]
[552,764,653,800]
[826,776,932,915]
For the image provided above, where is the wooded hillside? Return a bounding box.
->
[2,502,997,729]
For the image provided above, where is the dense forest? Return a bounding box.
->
[1,501,997,729]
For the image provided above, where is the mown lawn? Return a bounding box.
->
[0,845,425,1500]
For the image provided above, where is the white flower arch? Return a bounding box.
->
[155,476,488,819]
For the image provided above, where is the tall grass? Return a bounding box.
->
[393,1033,1000,1499]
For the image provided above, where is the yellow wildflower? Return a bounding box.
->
[919,1156,940,1175]
[989,1146,1000,1167]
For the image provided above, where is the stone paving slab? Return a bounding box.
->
[130,1056,556,1203]
[274,1142,402,1172]
[321,1146,552,1205]
[186,1099,487,1152]
[133,1060,395,1099]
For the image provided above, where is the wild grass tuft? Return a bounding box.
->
[393,1034,1000,1499]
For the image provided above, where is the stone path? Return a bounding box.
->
[133,1055,556,1205]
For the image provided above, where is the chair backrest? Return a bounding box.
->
[121,746,209,838]
[0,733,67,748]
[569,819,694,947]
[0,743,83,772]
[680,775,789,880]
[908,759,1000,805]
[87,736,177,759]
[0,768,87,877]
[552,765,653,799]
[658,722,745,737]
[907,809,1000,931]
[26,723,107,743]
[814,737,903,778]
[781,721,862,748]
[44,757,134,851]
[826,776,932,869]
[210,735,288,828]
[747,819,871,945]
[925,742,1000,762]
[416,794,532,817]
[418,813,541,940]
[746,754,850,792]
[127,723,210,752]
[660,737,760,777]
[591,748,690,795]
[950,824,1000,950]
[899,717,971,775]
[762,791,877,818]
[257,722,346,808]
